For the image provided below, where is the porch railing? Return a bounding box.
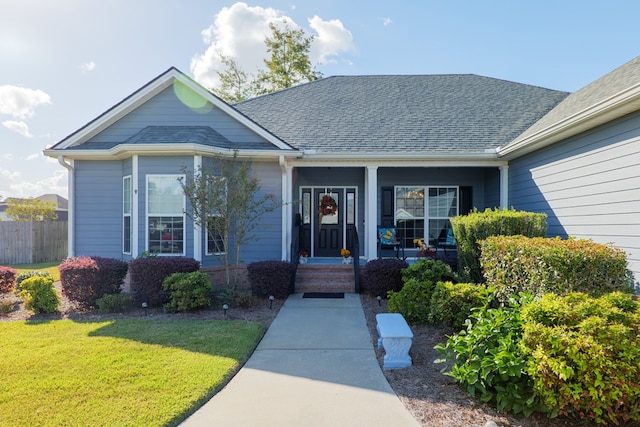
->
[351,226,361,293]
[289,214,302,294]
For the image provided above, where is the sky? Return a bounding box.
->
[1,0,639,199]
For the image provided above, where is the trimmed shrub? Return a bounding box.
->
[163,271,212,313]
[362,258,408,297]
[387,279,434,325]
[481,236,633,301]
[19,276,60,314]
[215,288,254,309]
[435,294,543,417]
[96,293,134,313]
[59,257,129,307]
[0,266,17,294]
[129,257,200,307]
[428,282,493,329]
[521,292,640,425]
[401,258,456,284]
[15,271,52,293]
[451,208,547,283]
[247,260,294,299]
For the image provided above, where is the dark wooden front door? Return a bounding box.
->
[314,189,342,257]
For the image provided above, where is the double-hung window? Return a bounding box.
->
[394,186,458,248]
[147,175,185,255]
[206,176,227,255]
[123,176,132,254]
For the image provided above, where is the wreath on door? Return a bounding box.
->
[319,195,338,216]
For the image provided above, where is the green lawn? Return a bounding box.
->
[0,319,263,426]
[8,261,60,282]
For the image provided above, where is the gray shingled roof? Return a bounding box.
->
[235,75,569,154]
[509,56,640,145]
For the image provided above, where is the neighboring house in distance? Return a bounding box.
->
[43,57,640,287]
[0,194,68,221]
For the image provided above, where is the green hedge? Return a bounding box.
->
[450,208,547,283]
[428,282,493,329]
[481,236,633,301]
[521,292,640,425]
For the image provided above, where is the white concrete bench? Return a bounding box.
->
[376,313,413,369]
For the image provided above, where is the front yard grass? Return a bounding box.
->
[0,318,263,426]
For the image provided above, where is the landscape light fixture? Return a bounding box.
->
[269,295,275,309]
[223,303,229,318]
[376,296,382,307]
[142,302,148,316]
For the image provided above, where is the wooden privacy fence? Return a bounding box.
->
[0,221,68,265]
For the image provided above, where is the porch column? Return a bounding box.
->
[365,166,378,260]
[499,165,509,208]
[131,155,139,258]
[193,155,202,262]
[280,157,293,261]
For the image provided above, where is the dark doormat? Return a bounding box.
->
[302,292,345,299]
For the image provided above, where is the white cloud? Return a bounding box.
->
[191,2,354,89]
[380,17,392,26]
[308,16,355,65]
[2,120,32,137]
[26,153,40,161]
[3,153,13,161]
[79,61,96,73]
[0,85,51,119]
[1,169,67,199]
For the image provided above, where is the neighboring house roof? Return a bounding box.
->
[501,55,640,158]
[0,194,68,220]
[235,75,569,156]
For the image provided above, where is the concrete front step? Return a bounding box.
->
[295,264,357,293]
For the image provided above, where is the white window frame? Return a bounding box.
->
[205,176,227,256]
[394,186,459,247]
[146,174,186,256]
[123,175,132,254]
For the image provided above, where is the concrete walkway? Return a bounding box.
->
[180,293,419,427]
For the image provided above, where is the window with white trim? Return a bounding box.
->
[123,176,132,254]
[205,176,227,255]
[395,186,458,248]
[147,175,185,255]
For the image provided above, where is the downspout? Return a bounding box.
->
[57,156,74,258]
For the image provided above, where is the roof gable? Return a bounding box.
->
[46,67,293,156]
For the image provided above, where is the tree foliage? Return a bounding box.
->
[212,55,252,103]
[213,21,322,102]
[5,199,57,222]
[179,152,281,287]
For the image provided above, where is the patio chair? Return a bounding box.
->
[377,226,405,259]
[438,228,456,255]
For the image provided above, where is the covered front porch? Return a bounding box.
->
[282,162,509,262]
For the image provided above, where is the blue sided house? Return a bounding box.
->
[44,57,640,288]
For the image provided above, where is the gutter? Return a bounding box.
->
[57,156,74,258]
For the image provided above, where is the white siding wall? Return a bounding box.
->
[509,111,640,288]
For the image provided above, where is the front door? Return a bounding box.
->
[314,189,342,257]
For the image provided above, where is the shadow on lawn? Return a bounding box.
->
[88,318,265,426]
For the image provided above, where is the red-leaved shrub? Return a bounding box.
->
[129,257,200,307]
[0,266,17,294]
[247,260,295,299]
[59,256,128,307]
[362,258,408,297]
